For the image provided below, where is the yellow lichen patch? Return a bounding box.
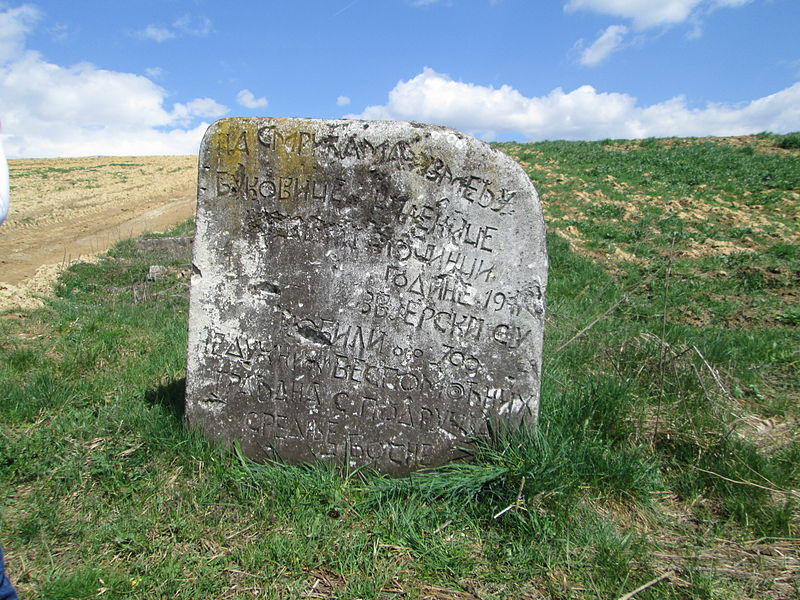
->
[268,117,319,174]
[253,118,319,215]
[204,118,254,231]
[204,117,325,227]
[207,117,257,176]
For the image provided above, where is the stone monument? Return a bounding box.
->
[186,118,547,474]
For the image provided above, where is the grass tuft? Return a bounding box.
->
[776,131,800,150]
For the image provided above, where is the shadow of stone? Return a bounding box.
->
[145,377,186,421]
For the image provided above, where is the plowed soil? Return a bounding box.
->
[0,156,197,309]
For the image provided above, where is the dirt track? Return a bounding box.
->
[0,156,197,310]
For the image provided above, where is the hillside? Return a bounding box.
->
[0,134,798,599]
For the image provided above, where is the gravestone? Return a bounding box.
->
[185,118,547,474]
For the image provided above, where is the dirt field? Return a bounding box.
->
[0,156,197,309]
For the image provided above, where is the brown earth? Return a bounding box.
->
[0,155,197,310]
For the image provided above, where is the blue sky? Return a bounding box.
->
[0,0,798,157]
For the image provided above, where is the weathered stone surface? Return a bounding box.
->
[146,265,167,281]
[185,117,547,474]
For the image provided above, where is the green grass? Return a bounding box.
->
[2,135,799,598]
[9,163,147,179]
[499,136,800,328]
[776,132,800,150]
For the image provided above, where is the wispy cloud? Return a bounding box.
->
[47,22,70,42]
[333,0,360,17]
[145,66,166,80]
[578,24,628,66]
[134,14,212,43]
[337,95,351,107]
[136,25,174,42]
[565,0,702,29]
[565,0,753,29]
[0,4,41,62]
[173,14,212,36]
[712,0,753,9]
[409,0,499,7]
[410,0,454,6]
[564,0,754,65]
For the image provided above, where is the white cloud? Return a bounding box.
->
[145,66,165,79]
[172,98,229,125]
[236,89,268,109]
[565,0,751,29]
[48,22,70,42]
[0,4,40,61]
[137,24,175,42]
[337,95,351,106]
[0,7,228,158]
[410,0,500,4]
[134,14,211,42]
[565,1,754,65]
[712,0,752,7]
[579,24,628,66]
[173,14,212,36]
[565,0,702,29]
[348,68,800,141]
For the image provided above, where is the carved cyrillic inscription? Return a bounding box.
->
[186,118,547,474]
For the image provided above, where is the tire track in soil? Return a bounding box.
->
[0,156,197,310]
